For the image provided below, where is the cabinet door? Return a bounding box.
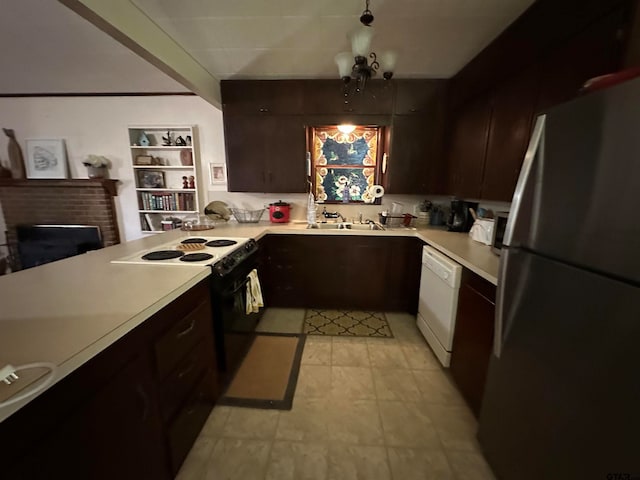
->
[224,115,269,192]
[481,70,540,201]
[450,275,496,417]
[83,354,168,479]
[388,115,428,193]
[446,97,492,198]
[344,237,389,310]
[266,116,307,193]
[394,79,446,115]
[222,80,303,115]
[536,7,627,112]
[385,237,423,313]
[225,115,307,193]
[303,79,393,115]
[260,235,309,307]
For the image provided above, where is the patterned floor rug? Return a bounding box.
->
[304,309,393,338]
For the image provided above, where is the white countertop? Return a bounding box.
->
[0,221,498,422]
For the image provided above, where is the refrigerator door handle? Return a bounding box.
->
[494,253,509,358]
[494,249,530,358]
[503,114,545,248]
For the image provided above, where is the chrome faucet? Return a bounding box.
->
[322,207,346,222]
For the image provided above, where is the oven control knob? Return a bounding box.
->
[223,257,235,269]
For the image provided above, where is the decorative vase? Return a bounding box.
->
[87,166,108,179]
[3,128,26,179]
[180,150,193,166]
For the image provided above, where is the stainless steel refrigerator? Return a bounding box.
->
[478,77,640,480]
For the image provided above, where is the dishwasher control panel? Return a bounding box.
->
[422,246,462,288]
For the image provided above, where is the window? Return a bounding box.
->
[310,126,382,203]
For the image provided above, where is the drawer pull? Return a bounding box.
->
[176,318,196,339]
[136,384,150,422]
[178,362,196,379]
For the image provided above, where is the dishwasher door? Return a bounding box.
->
[416,246,462,367]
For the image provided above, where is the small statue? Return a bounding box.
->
[188,175,195,189]
[175,136,186,146]
[185,135,192,146]
[182,176,189,189]
[162,130,173,146]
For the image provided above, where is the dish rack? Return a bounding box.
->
[230,208,265,223]
[379,214,416,228]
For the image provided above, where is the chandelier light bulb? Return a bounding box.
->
[335,0,396,95]
[350,25,374,58]
[335,52,353,78]
[337,124,356,134]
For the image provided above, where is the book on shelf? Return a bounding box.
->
[140,191,195,212]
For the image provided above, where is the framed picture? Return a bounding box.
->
[135,154,154,165]
[210,163,226,184]
[25,139,68,179]
[144,213,163,231]
[137,170,165,188]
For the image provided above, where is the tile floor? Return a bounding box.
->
[177,310,496,480]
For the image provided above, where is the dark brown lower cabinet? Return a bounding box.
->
[450,271,496,417]
[259,234,423,313]
[1,280,218,480]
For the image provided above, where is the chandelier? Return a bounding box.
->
[334,0,397,94]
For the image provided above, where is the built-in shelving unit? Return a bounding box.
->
[128,125,200,233]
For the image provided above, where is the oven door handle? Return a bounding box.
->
[222,277,251,298]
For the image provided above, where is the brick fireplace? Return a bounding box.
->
[0,178,120,270]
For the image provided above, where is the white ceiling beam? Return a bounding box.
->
[58,0,221,107]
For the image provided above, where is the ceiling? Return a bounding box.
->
[0,0,187,94]
[0,0,535,94]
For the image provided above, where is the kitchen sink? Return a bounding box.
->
[315,222,384,230]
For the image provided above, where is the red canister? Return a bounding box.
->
[269,200,291,223]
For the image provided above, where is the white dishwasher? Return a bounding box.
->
[416,245,462,367]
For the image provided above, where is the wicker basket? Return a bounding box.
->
[230,208,265,223]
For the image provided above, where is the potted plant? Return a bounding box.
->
[83,155,111,179]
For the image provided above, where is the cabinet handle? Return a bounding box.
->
[136,384,150,422]
[178,361,196,379]
[176,318,196,338]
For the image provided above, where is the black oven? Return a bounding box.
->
[208,239,263,385]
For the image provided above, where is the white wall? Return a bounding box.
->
[0,95,226,242]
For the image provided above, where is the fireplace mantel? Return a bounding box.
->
[0,178,119,197]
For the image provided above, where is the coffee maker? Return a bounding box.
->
[447,199,478,232]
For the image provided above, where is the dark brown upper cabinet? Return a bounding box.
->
[224,115,307,193]
[481,70,540,201]
[302,79,394,115]
[222,79,448,194]
[536,7,629,113]
[385,80,447,194]
[221,80,303,115]
[446,96,492,199]
[394,79,447,115]
[441,0,635,202]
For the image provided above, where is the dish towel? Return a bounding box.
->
[246,269,264,314]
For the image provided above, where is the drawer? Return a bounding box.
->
[167,372,216,475]
[160,340,210,422]
[154,300,211,379]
